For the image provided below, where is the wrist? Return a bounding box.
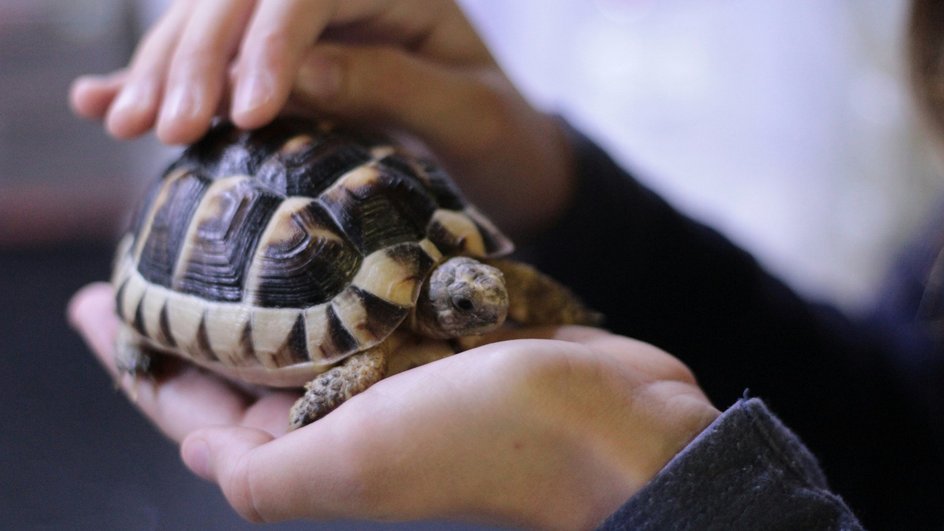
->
[527,345,720,527]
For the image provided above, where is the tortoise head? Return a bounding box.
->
[412,257,508,338]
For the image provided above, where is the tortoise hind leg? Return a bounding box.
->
[114,323,172,400]
[484,258,603,327]
[115,324,155,376]
[289,344,388,429]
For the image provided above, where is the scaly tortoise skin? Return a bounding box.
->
[111,116,599,428]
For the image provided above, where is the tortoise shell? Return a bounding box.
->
[111,117,512,385]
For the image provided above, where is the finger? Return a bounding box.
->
[67,282,122,374]
[478,324,612,344]
[471,324,699,387]
[181,426,275,522]
[67,283,294,441]
[105,0,190,139]
[70,70,128,120]
[292,44,511,164]
[156,0,256,144]
[561,331,700,386]
[326,0,492,66]
[231,0,338,128]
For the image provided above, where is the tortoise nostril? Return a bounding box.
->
[453,297,474,311]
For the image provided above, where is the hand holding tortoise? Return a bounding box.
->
[69,282,718,529]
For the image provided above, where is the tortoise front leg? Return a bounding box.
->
[289,344,388,429]
[485,259,603,327]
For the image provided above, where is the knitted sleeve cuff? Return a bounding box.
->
[598,398,862,530]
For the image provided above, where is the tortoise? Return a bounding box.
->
[111,116,600,428]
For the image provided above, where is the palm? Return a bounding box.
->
[70,281,716,528]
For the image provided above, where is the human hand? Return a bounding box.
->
[69,282,718,530]
[69,0,491,142]
[69,0,574,237]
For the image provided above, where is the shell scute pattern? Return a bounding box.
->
[115,118,512,383]
[317,163,438,254]
[135,169,211,288]
[257,134,373,197]
[246,197,361,308]
[175,176,282,302]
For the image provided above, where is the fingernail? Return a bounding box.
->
[297,55,341,101]
[111,82,149,116]
[234,70,274,115]
[162,83,199,122]
[182,438,212,481]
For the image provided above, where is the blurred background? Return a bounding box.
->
[1,0,940,529]
[463,0,943,310]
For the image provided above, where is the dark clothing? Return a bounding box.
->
[523,125,944,529]
[600,399,862,530]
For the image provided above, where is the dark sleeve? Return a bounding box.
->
[598,399,862,531]
[519,124,944,528]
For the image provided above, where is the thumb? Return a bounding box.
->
[292,43,510,164]
[181,426,274,522]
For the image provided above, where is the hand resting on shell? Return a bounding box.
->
[69,0,574,240]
